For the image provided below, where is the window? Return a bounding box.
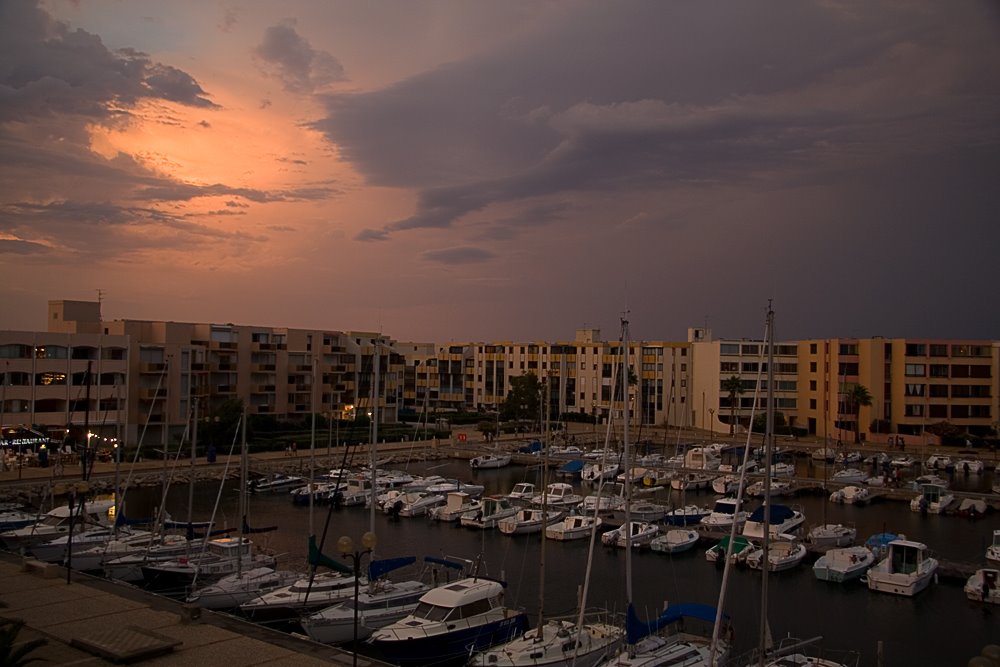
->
[839,343,858,355]
[742,362,758,373]
[720,362,739,373]
[928,385,948,398]
[838,363,858,376]
[0,344,32,359]
[904,384,925,397]
[928,405,948,418]
[951,405,969,419]
[741,344,759,355]
[904,364,925,377]
[810,362,817,372]
[35,345,68,359]
[905,343,926,357]
[720,344,739,355]
[929,365,948,378]
[904,404,924,417]
[810,343,817,354]
[809,380,817,391]
[809,398,817,409]
[929,344,948,357]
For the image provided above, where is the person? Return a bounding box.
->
[291,441,297,456]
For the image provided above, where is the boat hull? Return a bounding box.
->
[372,612,528,667]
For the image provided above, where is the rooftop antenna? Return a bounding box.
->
[96,289,105,319]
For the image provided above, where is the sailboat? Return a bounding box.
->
[471,354,623,667]
[595,317,731,667]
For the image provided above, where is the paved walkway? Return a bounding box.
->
[0,553,384,666]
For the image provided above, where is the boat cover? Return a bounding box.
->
[368,556,417,580]
[747,504,795,523]
[558,460,585,474]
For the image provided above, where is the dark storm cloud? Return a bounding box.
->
[319,1,1000,242]
[422,246,496,265]
[253,21,347,94]
[0,2,216,123]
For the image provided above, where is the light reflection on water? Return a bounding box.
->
[131,455,998,667]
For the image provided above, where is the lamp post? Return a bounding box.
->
[709,408,715,442]
[338,531,377,666]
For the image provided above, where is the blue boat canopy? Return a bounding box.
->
[423,556,465,570]
[747,504,795,523]
[625,602,727,645]
[558,459,585,473]
[369,556,417,580]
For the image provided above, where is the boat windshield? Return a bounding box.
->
[412,602,453,621]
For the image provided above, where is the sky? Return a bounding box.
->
[2,1,999,344]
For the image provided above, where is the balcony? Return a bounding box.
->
[140,362,166,373]
[253,384,277,393]
[252,363,276,372]
[215,384,236,393]
[139,388,167,400]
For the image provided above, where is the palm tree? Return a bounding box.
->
[847,383,873,444]
[0,619,47,666]
[722,376,744,436]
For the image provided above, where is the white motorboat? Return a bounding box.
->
[746,539,807,572]
[530,483,584,510]
[389,491,446,518]
[964,568,1000,605]
[705,535,755,564]
[600,520,659,549]
[370,577,529,666]
[986,530,1000,565]
[747,479,793,497]
[865,539,938,597]
[186,566,299,610]
[627,500,668,523]
[582,461,620,482]
[546,514,602,541]
[302,578,431,644]
[650,529,700,554]
[829,485,870,505]
[0,506,39,532]
[742,504,805,540]
[506,482,536,503]
[461,496,518,530]
[642,468,673,487]
[955,458,984,475]
[340,477,378,507]
[470,452,511,469]
[909,483,955,514]
[831,468,866,484]
[424,478,485,497]
[498,508,565,535]
[239,569,362,624]
[924,454,953,470]
[913,473,949,488]
[711,474,743,495]
[670,472,714,491]
[806,523,857,550]
[662,505,711,526]
[429,491,479,522]
[582,483,626,513]
[813,546,876,583]
[698,497,747,533]
[0,499,115,550]
[247,473,304,494]
[811,446,836,462]
[772,461,796,477]
[684,447,722,471]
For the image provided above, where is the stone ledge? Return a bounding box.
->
[21,558,62,579]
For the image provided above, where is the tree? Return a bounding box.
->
[722,376,744,435]
[846,384,872,444]
[501,373,541,423]
[0,618,47,666]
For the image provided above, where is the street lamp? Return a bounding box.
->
[709,408,715,442]
[337,531,377,666]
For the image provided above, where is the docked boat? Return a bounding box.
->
[924,454,953,470]
[469,614,622,667]
[955,458,984,475]
[470,452,511,469]
[247,473,304,494]
[546,514,602,541]
[461,496,519,530]
[986,529,1000,564]
[913,473,949,488]
[581,461,620,482]
[102,533,194,583]
[829,485,870,505]
[0,506,39,532]
[864,532,903,559]
[955,498,988,519]
[600,520,660,549]
[805,523,856,550]
[698,497,747,533]
[662,505,711,526]
[670,472,714,491]
[529,483,584,510]
[302,578,431,644]
[831,468,865,485]
[0,499,116,550]
[29,525,150,565]
[506,482,536,503]
[650,529,700,554]
[429,491,480,522]
[746,539,808,572]
[239,569,362,624]
[140,537,276,592]
[711,474,743,496]
[425,478,485,497]
[595,603,730,667]
[813,546,876,583]
[909,483,955,514]
[370,576,529,666]
[747,479,793,497]
[865,539,938,597]
[705,535,755,564]
[498,508,565,535]
[741,504,805,540]
[186,566,299,610]
[388,491,446,518]
[684,447,722,471]
[963,568,999,605]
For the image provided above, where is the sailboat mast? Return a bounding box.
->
[370,341,380,541]
[310,356,317,536]
[622,316,633,604]
[239,406,248,578]
[758,302,775,665]
[537,373,550,635]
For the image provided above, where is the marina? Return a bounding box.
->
[1,435,998,666]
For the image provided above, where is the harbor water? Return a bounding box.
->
[129,456,998,666]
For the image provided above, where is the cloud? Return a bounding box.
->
[198,120,211,128]
[218,6,238,33]
[314,1,1000,242]
[422,246,496,265]
[253,20,346,94]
